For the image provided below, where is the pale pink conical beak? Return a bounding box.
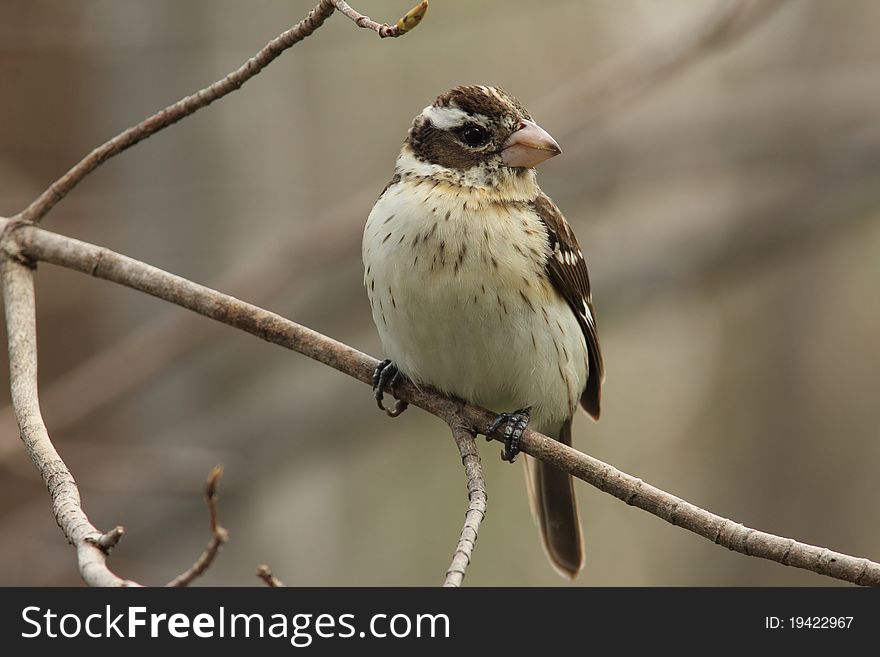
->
[500,119,562,168]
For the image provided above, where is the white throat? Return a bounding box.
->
[394,146,539,201]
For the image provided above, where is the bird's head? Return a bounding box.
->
[400,85,561,190]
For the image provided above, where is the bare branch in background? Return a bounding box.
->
[256,564,286,587]
[3,216,877,586]
[333,0,429,38]
[0,253,139,587]
[532,0,788,129]
[443,423,487,588]
[0,0,800,462]
[167,465,229,587]
[94,526,125,551]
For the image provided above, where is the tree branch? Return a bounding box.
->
[504,421,880,587]
[0,251,139,587]
[333,1,429,38]
[2,247,230,586]
[0,186,374,460]
[14,0,339,225]
[166,465,228,587]
[14,0,433,226]
[3,215,877,586]
[443,423,487,587]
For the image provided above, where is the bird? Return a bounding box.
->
[362,85,604,579]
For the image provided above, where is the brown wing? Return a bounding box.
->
[531,194,604,420]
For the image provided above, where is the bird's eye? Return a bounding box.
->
[460,124,489,147]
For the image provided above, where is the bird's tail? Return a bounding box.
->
[523,419,584,579]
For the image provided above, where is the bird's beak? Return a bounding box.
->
[500,119,562,168]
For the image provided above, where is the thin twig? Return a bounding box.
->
[256,564,286,587]
[0,253,139,586]
[14,1,338,225]
[443,423,487,587]
[3,217,877,586]
[166,465,229,587]
[333,0,428,38]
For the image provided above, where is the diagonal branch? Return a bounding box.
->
[0,187,374,461]
[166,465,229,587]
[0,252,139,587]
[14,1,340,225]
[443,422,487,587]
[3,216,878,586]
[15,0,432,226]
[488,417,880,587]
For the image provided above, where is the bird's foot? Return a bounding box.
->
[486,407,531,463]
[372,359,408,418]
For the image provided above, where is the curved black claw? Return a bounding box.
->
[486,407,531,463]
[372,359,408,418]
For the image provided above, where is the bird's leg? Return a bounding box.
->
[486,407,531,463]
[372,359,408,418]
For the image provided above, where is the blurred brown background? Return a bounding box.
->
[1,0,878,586]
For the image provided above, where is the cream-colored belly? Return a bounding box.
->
[363,180,588,434]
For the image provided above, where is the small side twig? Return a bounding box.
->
[443,423,487,587]
[256,564,286,587]
[166,465,229,587]
[333,0,428,38]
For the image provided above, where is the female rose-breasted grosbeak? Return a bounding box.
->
[362,85,604,578]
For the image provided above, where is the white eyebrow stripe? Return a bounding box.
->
[421,105,470,130]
